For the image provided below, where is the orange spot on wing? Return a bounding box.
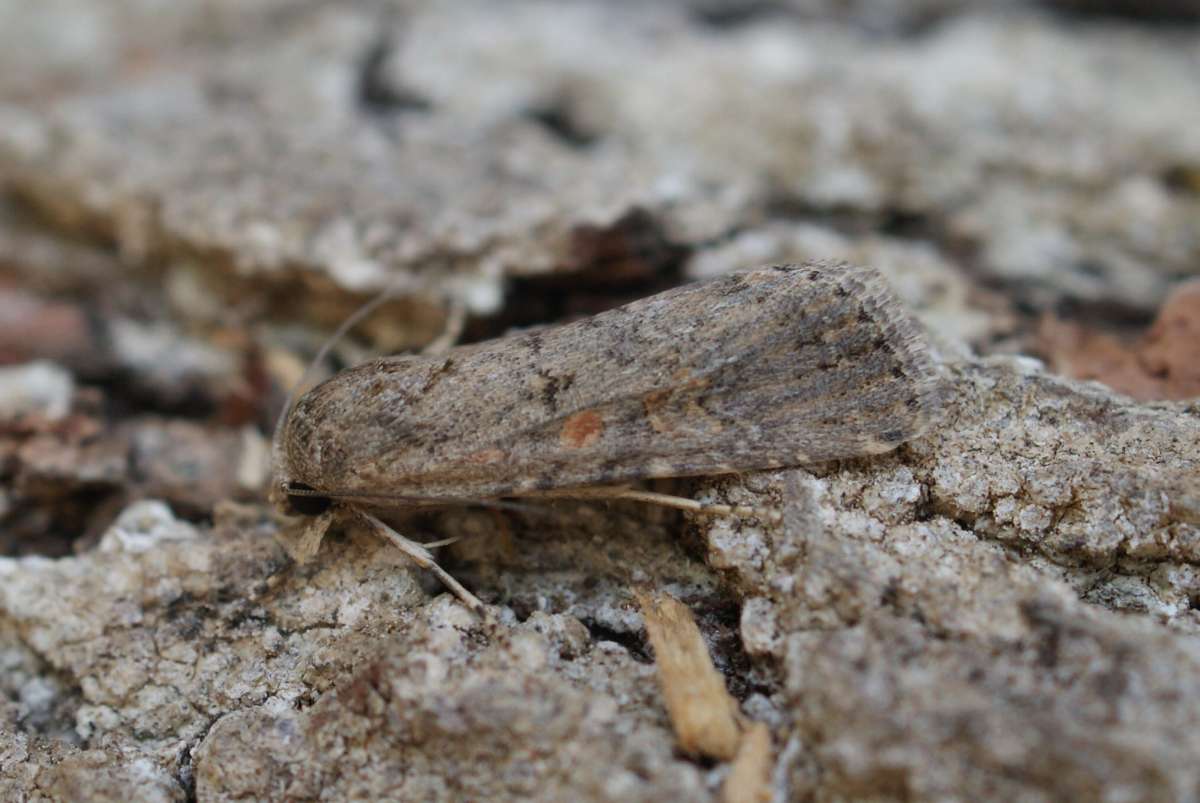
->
[560,410,604,448]
[642,389,674,434]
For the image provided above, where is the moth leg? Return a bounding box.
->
[602,488,776,520]
[534,487,779,521]
[357,511,486,616]
[420,535,462,549]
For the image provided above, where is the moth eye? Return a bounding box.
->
[285,482,332,516]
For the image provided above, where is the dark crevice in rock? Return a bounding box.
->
[1160,164,1200,195]
[690,1,780,30]
[462,209,689,343]
[690,595,778,701]
[1040,0,1200,24]
[690,1,955,37]
[356,35,432,116]
[0,485,125,558]
[524,102,599,149]
[91,373,223,421]
[764,195,942,245]
[581,619,653,663]
[176,714,224,803]
[1049,295,1156,332]
[505,597,536,623]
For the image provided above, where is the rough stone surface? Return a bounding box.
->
[698,359,1200,799]
[191,608,709,802]
[2,2,1199,801]
[3,1,1198,319]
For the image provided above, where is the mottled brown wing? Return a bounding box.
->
[279,263,942,501]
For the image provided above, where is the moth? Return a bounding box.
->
[272,262,942,611]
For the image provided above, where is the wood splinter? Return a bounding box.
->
[636,590,772,803]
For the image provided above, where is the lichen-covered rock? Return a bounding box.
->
[0,498,731,800]
[192,606,709,802]
[696,358,1200,800]
[2,2,1197,321]
[0,505,428,777]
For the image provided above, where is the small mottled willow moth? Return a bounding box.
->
[272,263,942,611]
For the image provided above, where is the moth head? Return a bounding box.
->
[269,355,332,519]
[268,476,292,515]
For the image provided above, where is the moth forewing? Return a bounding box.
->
[276,262,941,509]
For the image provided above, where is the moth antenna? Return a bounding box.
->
[421,297,467,356]
[270,274,424,492]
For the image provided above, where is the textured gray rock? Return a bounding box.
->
[3,1,1197,319]
[699,359,1200,800]
[2,1,1199,801]
[0,501,721,800]
[191,607,709,802]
